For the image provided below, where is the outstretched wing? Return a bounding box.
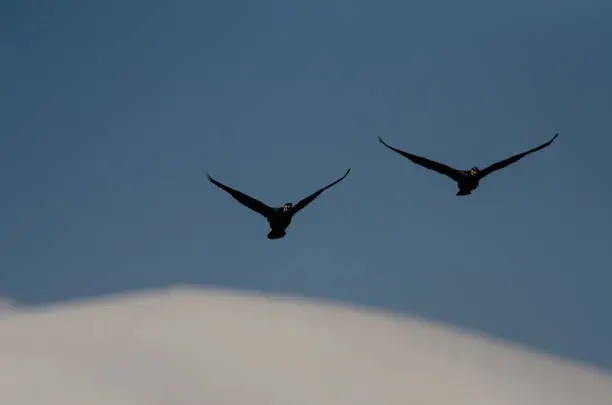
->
[478,133,558,179]
[377,136,463,182]
[207,173,274,218]
[290,168,351,215]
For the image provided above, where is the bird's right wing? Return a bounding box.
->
[207,173,275,218]
[290,168,351,215]
[478,133,559,179]
[377,136,463,182]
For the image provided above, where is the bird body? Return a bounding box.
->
[455,172,481,196]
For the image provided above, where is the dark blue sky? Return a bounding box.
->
[2,1,611,370]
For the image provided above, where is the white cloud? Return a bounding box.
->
[0,297,19,317]
[0,286,610,405]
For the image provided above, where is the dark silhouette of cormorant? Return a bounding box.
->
[377,134,558,196]
[207,168,351,239]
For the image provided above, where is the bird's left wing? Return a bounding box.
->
[207,173,275,218]
[377,136,464,182]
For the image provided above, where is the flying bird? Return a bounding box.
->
[377,134,558,196]
[207,168,351,239]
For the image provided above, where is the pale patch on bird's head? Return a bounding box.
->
[283,203,293,212]
[470,167,480,176]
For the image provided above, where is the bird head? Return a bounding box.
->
[470,167,480,176]
[282,203,293,212]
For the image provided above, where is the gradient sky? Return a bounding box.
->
[2,1,611,370]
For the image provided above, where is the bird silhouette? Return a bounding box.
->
[207,168,351,239]
[377,134,558,196]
